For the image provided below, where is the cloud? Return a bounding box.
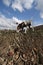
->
[40,12,43,19]
[22,0,34,9]
[12,0,34,12]
[3,0,34,12]
[11,0,24,12]
[35,0,43,19]
[35,0,43,11]
[3,0,11,6]
[0,14,22,30]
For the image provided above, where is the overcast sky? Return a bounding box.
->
[0,0,43,29]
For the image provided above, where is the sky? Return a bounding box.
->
[0,0,43,29]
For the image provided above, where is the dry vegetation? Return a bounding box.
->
[0,25,43,65]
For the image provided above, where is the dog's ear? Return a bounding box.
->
[17,22,24,30]
[16,22,18,24]
[17,24,21,30]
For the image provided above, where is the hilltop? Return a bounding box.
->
[0,25,43,65]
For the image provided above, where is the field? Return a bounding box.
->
[0,25,43,65]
